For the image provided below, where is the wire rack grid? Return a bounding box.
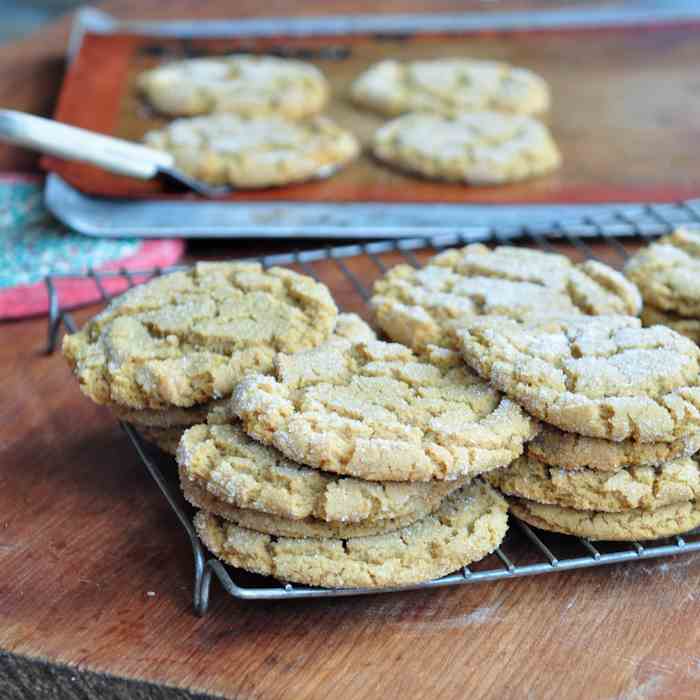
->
[45,209,700,615]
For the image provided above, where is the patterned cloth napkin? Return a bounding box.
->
[0,175,184,319]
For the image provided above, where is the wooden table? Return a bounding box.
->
[2,2,700,699]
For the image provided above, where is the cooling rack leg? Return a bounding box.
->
[196,564,213,617]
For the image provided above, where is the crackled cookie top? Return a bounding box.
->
[642,304,700,345]
[488,454,700,512]
[372,112,560,185]
[232,341,539,481]
[528,423,700,471]
[372,244,642,352]
[114,313,373,426]
[183,477,433,539]
[62,262,337,410]
[350,58,549,117]
[144,113,359,188]
[138,54,328,118]
[178,423,463,523]
[509,497,700,541]
[459,315,700,442]
[195,480,508,588]
[625,228,700,317]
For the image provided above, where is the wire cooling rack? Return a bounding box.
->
[46,211,700,615]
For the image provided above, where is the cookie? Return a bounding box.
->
[178,423,464,523]
[136,425,183,455]
[113,403,214,428]
[182,477,432,539]
[138,54,328,119]
[488,454,700,512]
[625,228,700,317]
[372,112,560,185]
[194,480,508,588]
[113,314,374,427]
[458,314,700,442]
[232,341,539,481]
[62,262,337,410]
[528,423,700,471]
[509,496,700,541]
[350,58,549,117]
[144,114,359,188]
[371,244,641,352]
[641,304,700,344]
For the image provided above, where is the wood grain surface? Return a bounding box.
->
[2,2,700,699]
[3,236,700,700]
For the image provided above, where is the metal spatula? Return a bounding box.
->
[0,109,231,197]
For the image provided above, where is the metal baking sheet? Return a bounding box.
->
[45,3,700,239]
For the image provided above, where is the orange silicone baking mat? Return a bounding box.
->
[45,20,700,203]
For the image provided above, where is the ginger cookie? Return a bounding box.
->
[528,423,700,472]
[372,244,641,353]
[625,228,700,317]
[63,262,337,410]
[178,423,464,523]
[350,58,549,117]
[458,314,700,442]
[112,313,373,428]
[372,112,560,185]
[488,454,700,512]
[194,480,508,588]
[138,54,328,119]
[509,496,700,541]
[182,477,433,539]
[144,113,358,188]
[232,341,539,481]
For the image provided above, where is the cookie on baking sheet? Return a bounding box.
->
[371,244,641,352]
[509,496,700,541]
[372,112,560,185]
[350,58,550,117]
[458,314,700,443]
[62,262,337,410]
[625,228,700,317]
[488,454,700,512]
[144,113,359,188]
[177,423,464,523]
[641,304,700,344]
[182,476,434,539]
[135,425,184,456]
[138,54,328,119]
[194,480,508,588]
[528,423,700,472]
[232,341,539,482]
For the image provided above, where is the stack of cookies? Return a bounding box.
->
[64,244,700,589]
[458,315,700,541]
[351,58,561,184]
[370,243,700,541]
[64,259,536,589]
[625,227,700,344]
[184,338,537,588]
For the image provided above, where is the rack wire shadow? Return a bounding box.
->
[46,206,700,615]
